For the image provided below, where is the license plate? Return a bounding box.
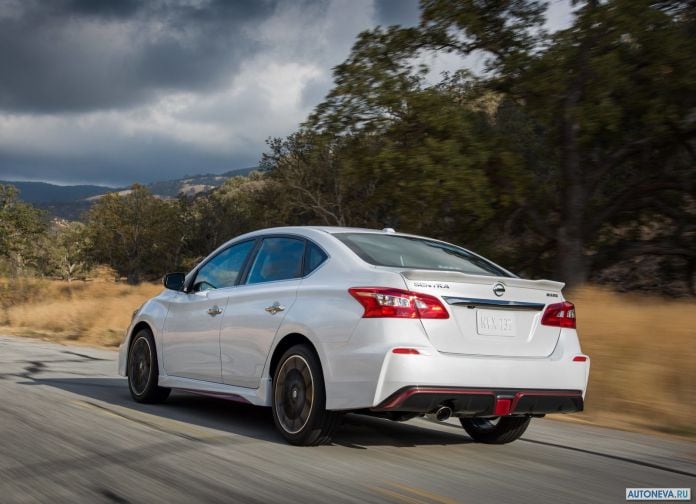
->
[476,309,516,336]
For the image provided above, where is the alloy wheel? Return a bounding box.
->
[274,354,315,434]
[129,336,152,396]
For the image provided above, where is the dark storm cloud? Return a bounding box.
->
[62,0,144,19]
[0,0,437,185]
[0,0,276,113]
[374,0,419,27]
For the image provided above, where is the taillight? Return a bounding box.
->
[541,301,576,328]
[348,287,449,319]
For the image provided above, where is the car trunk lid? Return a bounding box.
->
[401,270,564,357]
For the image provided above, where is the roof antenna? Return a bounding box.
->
[382,227,396,233]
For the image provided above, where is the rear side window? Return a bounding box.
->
[247,237,305,284]
[304,242,327,275]
[334,233,513,278]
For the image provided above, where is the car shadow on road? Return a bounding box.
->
[332,414,471,449]
[27,377,471,448]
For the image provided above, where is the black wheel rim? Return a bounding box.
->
[129,337,151,395]
[274,355,314,434]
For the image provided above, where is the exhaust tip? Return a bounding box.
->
[426,405,453,422]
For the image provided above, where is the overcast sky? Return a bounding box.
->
[0,0,572,187]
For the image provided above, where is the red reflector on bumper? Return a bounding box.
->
[494,398,512,416]
[573,356,588,362]
[392,348,420,355]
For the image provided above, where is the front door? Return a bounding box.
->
[162,239,256,383]
[162,289,229,382]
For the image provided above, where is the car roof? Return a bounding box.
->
[198,226,416,272]
[251,225,422,237]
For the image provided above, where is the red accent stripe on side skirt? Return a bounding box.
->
[179,389,251,404]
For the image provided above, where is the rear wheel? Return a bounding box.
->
[460,416,531,444]
[128,329,170,403]
[271,344,339,446]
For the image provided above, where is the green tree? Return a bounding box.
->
[261,133,362,227]
[305,0,696,288]
[0,184,48,276]
[85,185,183,284]
[42,221,92,282]
[181,171,282,263]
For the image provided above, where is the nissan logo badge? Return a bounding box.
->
[493,283,506,297]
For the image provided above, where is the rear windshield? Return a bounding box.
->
[334,233,513,278]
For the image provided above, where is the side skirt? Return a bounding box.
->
[158,374,272,407]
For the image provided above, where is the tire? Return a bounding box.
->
[460,416,531,444]
[128,329,171,404]
[271,344,339,446]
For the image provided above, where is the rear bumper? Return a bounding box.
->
[373,386,583,417]
[366,328,590,411]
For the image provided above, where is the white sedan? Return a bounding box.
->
[119,227,590,445]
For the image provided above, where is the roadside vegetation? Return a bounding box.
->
[0,272,160,347]
[569,286,696,438]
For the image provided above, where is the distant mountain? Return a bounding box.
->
[1,167,259,220]
[143,168,257,198]
[0,181,113,204]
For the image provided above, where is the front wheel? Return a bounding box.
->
[271,344,339,446]
[460,416,531,444]
[128,329,170,403]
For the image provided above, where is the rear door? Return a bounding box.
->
[220,236,306,388]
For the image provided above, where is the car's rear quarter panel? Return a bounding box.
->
[270,236,414,410]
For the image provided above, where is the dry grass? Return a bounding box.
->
[1,279,694,437]
[0,276,161,348]
[564,286,696,438]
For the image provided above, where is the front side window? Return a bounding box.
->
[192,240,255,292]
[247,237,305,284]
[334,233,513,278]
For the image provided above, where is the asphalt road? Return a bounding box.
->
[0,335,693,504]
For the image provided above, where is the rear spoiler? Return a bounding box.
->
[400,270,565,292]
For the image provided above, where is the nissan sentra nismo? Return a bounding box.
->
[119,227,590,446]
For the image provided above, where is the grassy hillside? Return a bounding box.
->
[1,280,693,438]
[0,276,161,347]
[565,286,696,437]
[145,168,258,198]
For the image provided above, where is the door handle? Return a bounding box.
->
[264,302,285,315]
[207,305,223,316]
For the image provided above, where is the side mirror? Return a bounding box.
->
[163,272,186,291]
